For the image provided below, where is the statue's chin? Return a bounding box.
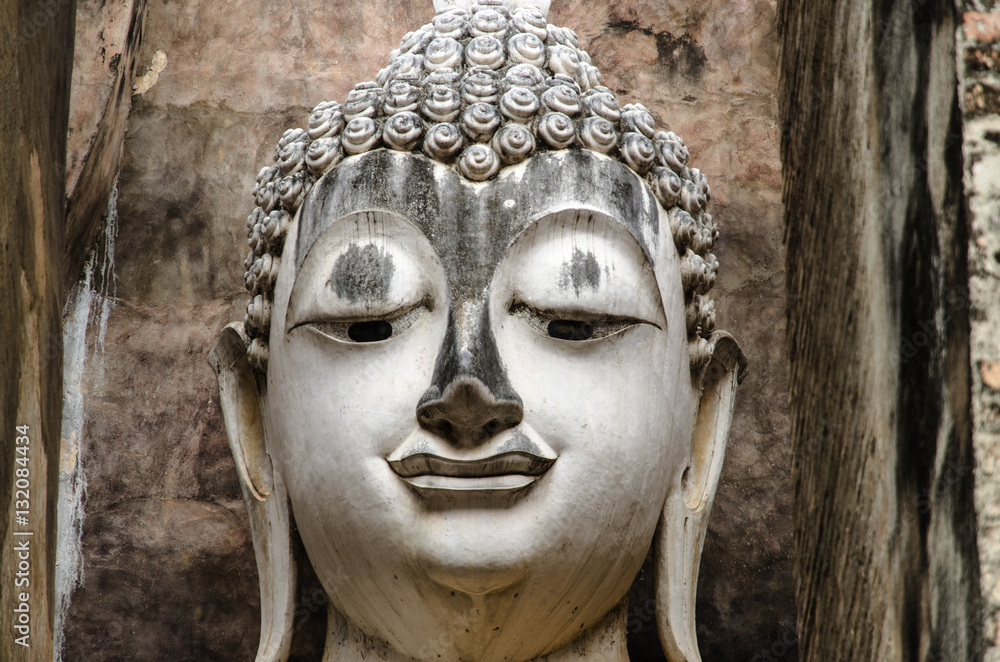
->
[424,560,526,596]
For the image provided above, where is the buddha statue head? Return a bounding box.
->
[210,2,746,660]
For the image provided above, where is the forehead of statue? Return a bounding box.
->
[295,149,661,297]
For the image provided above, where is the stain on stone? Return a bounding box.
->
[965,81,1000,115]
[964,46,1000,72]
[329,243,395,303]
[604,20,707,83]
[558,248,601,296]
[608,174,643,223]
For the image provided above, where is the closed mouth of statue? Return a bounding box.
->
[387,437,557,494]
[389,451,555,489]
[389,450,555,492]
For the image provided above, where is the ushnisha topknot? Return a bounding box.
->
[242,0,718,373]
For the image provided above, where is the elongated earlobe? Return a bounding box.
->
[210,323,297,662]
[656,332,746,662]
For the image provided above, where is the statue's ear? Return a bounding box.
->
[209,323,296,662]
[656,332,747,662]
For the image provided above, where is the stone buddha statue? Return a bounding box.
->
[209,1,746,660]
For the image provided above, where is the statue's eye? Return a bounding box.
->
[494,211,667,346]
[547,320,594,341]
[510,302,649,342]
[304,302,428,344]
[348,320,393,342]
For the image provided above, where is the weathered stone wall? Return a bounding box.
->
[64,0,147,291]
[59,1,791,660]
[959,7,1000,661]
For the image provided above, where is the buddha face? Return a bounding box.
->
[262,149,699,661]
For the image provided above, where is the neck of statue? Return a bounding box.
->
[321,599,630,662]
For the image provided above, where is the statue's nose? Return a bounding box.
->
[416,302,523,448]
[417,376,523,447]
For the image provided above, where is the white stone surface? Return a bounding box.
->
[213,150,744,662]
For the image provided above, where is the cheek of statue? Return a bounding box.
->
[262,200,691,661]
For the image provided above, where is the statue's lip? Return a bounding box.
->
[388,451,555,479]
[399,474,539,494]
[386,427,557,495]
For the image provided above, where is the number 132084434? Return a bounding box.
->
[13,425,31,528]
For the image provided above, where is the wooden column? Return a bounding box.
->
[779,0,981,659]
[0,0,76,659]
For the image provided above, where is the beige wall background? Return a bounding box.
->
[60,0,790,659]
